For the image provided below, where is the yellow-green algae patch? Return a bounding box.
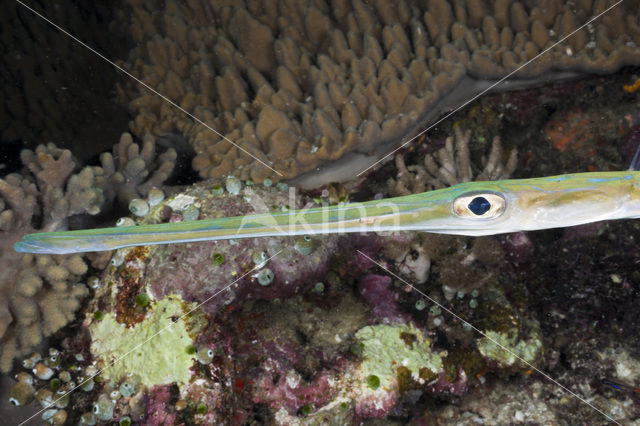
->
[355,323,443,388]
[476,329,542,368]
[90,295,197,386]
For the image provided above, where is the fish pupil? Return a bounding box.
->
[468,197,491,215]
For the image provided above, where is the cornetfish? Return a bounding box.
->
[13,171,640,255]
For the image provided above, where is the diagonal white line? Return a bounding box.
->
[14,0,283,177]
[356,0,625,177]
[356,249,621,425]
[18,249,283,426]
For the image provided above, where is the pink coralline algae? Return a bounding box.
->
[144,385,177,426]
[501,231,534,264]
[430,369,469,397]
[358,274,411,324]
[253,368,337,414]
[145,233,341,314]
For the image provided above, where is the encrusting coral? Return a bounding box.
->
[89,295,200,387]
[117,0,640,182]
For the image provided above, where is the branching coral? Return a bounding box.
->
[0,144,96,371]
[0,251,89,372]
[2,144,103,233]
[96,132,177,205]
[388,126,518,196]
[0,144,100,372]
[20,144,106,232]
[0,174,38,232]
[116,0,640,182]
[0,133,178,372]
[20,143,77,189]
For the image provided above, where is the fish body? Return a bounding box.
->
[601,379,640,393]
[14,171,640,254]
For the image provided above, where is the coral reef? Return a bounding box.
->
[117,0,640,182]
[7,64,640,424]
[48,146,543,423]
[0,131,175,373]
[0,253,89,373]
[388,125,518,196]
[0,143,102,372]
[96,132,177,205]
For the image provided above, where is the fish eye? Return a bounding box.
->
[452,192,506,219]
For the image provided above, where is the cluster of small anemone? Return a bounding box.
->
[86,374,141,424]
[9,344,159,424]
[127,187,165,218]
[8,347,106,424]
[125,174,292,225]
[7,320,163,425]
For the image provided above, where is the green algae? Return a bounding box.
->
[355,323,443,389]
[135,292,150,307]
[476,328,542,368]
[211,252,224,266]
[90,295,197,386]
[366,374,380,390]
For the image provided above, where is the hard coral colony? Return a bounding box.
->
[2,0,640,425]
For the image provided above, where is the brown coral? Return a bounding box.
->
[0,177,97,372]
[0,253,89,372]
[96,132,177,205]
[117,0,640,183]
[388,127,518,196]
[13,143,104,231]
[0,132,178,371]
[0,142,106,372]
